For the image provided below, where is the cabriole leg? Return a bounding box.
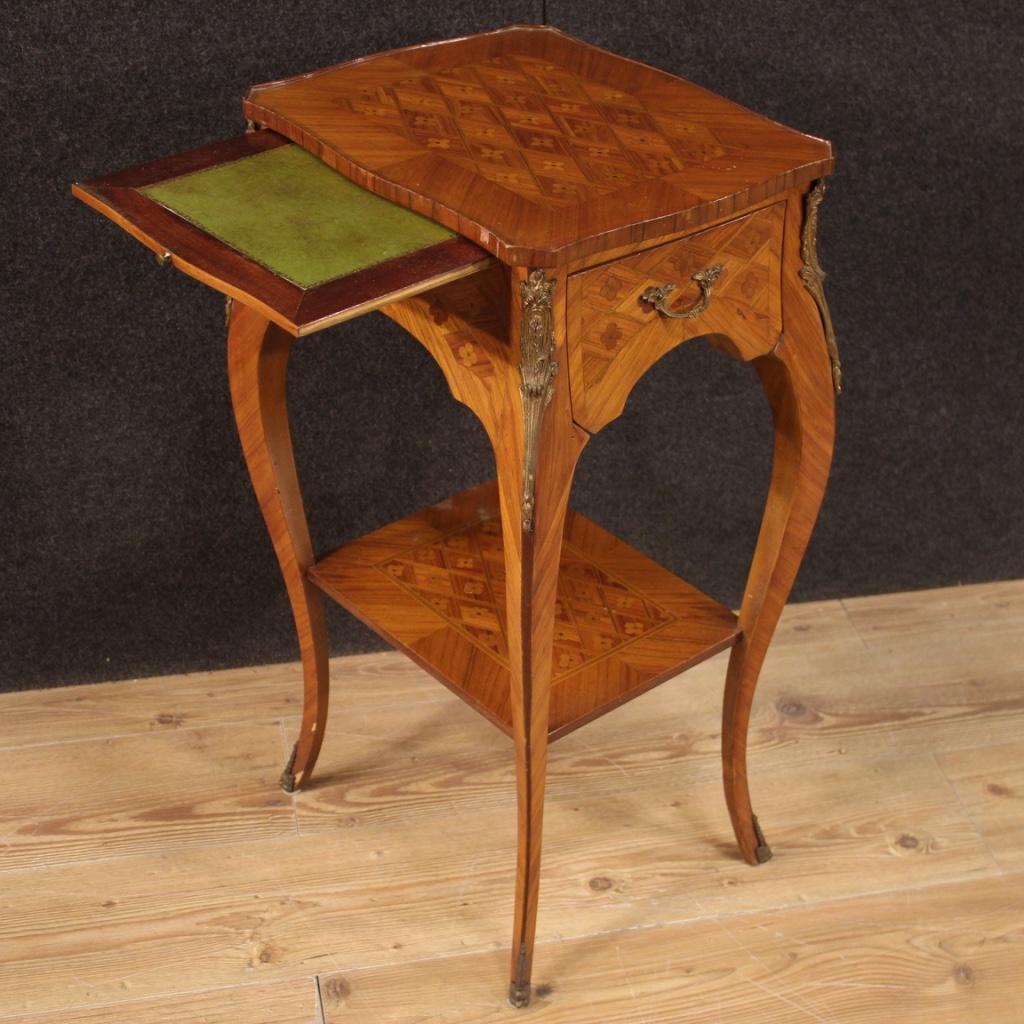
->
[226,301,330,792]
[722,187,838,865]
[500,269,588,1007]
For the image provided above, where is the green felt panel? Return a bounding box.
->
[140,145,453,288]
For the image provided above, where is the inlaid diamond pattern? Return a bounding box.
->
[246,27,834,263]
[577,205,779,390]
[378,513,674,677]
[335,53,729,207]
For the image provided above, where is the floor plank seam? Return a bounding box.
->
[314,975,326,1024]
[273,870,1017,985]
[524,868,1016,954]
[0,828,305,877]
[0,717,300,753]
[837,597,878,655]
[930,749,1006,874]
[0,700,466,752]
[0,975,321,1024]
[3,580,1021,1020]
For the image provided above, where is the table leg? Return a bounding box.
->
[722,190,837,865]
[383,266,589,1005]
[498,269,589,1007]
[226,301,330,792]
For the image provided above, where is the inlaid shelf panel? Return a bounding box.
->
[309,481,741,739]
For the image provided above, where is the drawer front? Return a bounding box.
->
[566,202,784,432]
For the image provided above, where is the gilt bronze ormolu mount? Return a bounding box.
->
[518,269,558,533]
[800,180,843,393]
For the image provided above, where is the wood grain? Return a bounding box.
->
[72,132,492,337]
[227,303,330,792]
[76,50,837,1000]
[308,480,740,739]
[285,740,998,917]
[0,741,997,1013]
[0,581,1020,1021]
[0,979,318,1024]
[0,652,443,751]
[316,875,1024,1023]
[561,190,793,276]
[720,184,837,866]
[282,611,1024,834]
[373,221,817,998]
[938,739,1024,871]
[844,579,1024,646]
[0,723,293,871]
[62,24,1023,1019]
[244,26,833,266]
[566,201,784,432]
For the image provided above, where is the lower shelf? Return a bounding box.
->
[308,481,740,740]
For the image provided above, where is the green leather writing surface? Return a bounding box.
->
[140,144,453,288]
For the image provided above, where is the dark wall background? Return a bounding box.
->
[2,2,1021,692]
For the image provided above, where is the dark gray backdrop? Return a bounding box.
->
[2,1,1021,692]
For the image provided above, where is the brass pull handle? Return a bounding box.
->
[641,263,724,320]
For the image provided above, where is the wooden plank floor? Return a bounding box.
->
[0,580,1021,1022]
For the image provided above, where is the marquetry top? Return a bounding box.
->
[244,25,833,267]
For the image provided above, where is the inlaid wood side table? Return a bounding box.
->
[73,25,840,1007]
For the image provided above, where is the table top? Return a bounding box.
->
[244,25,833,267]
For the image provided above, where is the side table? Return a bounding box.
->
[73,25,840,1007]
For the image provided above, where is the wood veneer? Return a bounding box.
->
[71,28,841,1008]
[567,201,784,432]
[244,25,833,266]
[72,132,492,336]
[308,480,740,740]
[225,301,331,793]
[720,185,836,866]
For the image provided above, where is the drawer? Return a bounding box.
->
[566,202,784,432]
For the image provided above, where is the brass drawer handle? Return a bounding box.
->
[641,263,724,320]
